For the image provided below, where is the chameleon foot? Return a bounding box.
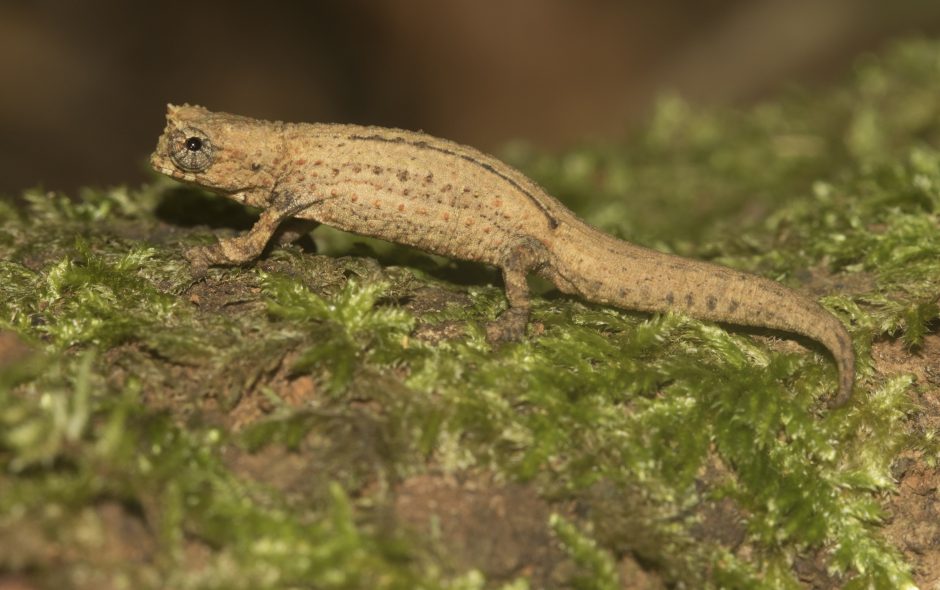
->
[183,244,227,278]
[485,308,529,343]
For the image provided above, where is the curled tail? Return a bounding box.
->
[792,305,854,407]
[546,228,856,406]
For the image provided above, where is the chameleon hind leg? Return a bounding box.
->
[486,238,549,343]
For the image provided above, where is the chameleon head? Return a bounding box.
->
[150,103,282,202]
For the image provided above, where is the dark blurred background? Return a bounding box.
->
[3,0,940,196]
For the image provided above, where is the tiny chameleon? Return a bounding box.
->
[151,104,855,406]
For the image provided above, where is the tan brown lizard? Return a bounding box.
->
[150,104,855,406]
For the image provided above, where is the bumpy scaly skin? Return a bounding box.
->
[151,104,856,406]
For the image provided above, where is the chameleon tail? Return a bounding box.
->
[545,228,856,406]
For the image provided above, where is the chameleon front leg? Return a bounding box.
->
[486,238,549,343]
[185,191,305,275]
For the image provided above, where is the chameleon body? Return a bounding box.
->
[151,104,855,405]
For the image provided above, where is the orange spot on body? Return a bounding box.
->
[492,198,502,207]
[372,200,382,209]
[398,203,406,212]
[351,195,359,202]
[442,212,450,221]
[296,159,307,166]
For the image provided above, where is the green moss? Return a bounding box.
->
[3,38,940,589]
[550,514,619,590]
[0,355,463,589]
[262,273,415,394]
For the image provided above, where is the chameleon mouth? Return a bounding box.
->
[149,159,245,203]
[149,154,174,175]
[151,156,195,182]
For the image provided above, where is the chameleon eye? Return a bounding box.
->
[170,127,214,172]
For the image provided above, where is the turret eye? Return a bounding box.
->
[170,127,214,172]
